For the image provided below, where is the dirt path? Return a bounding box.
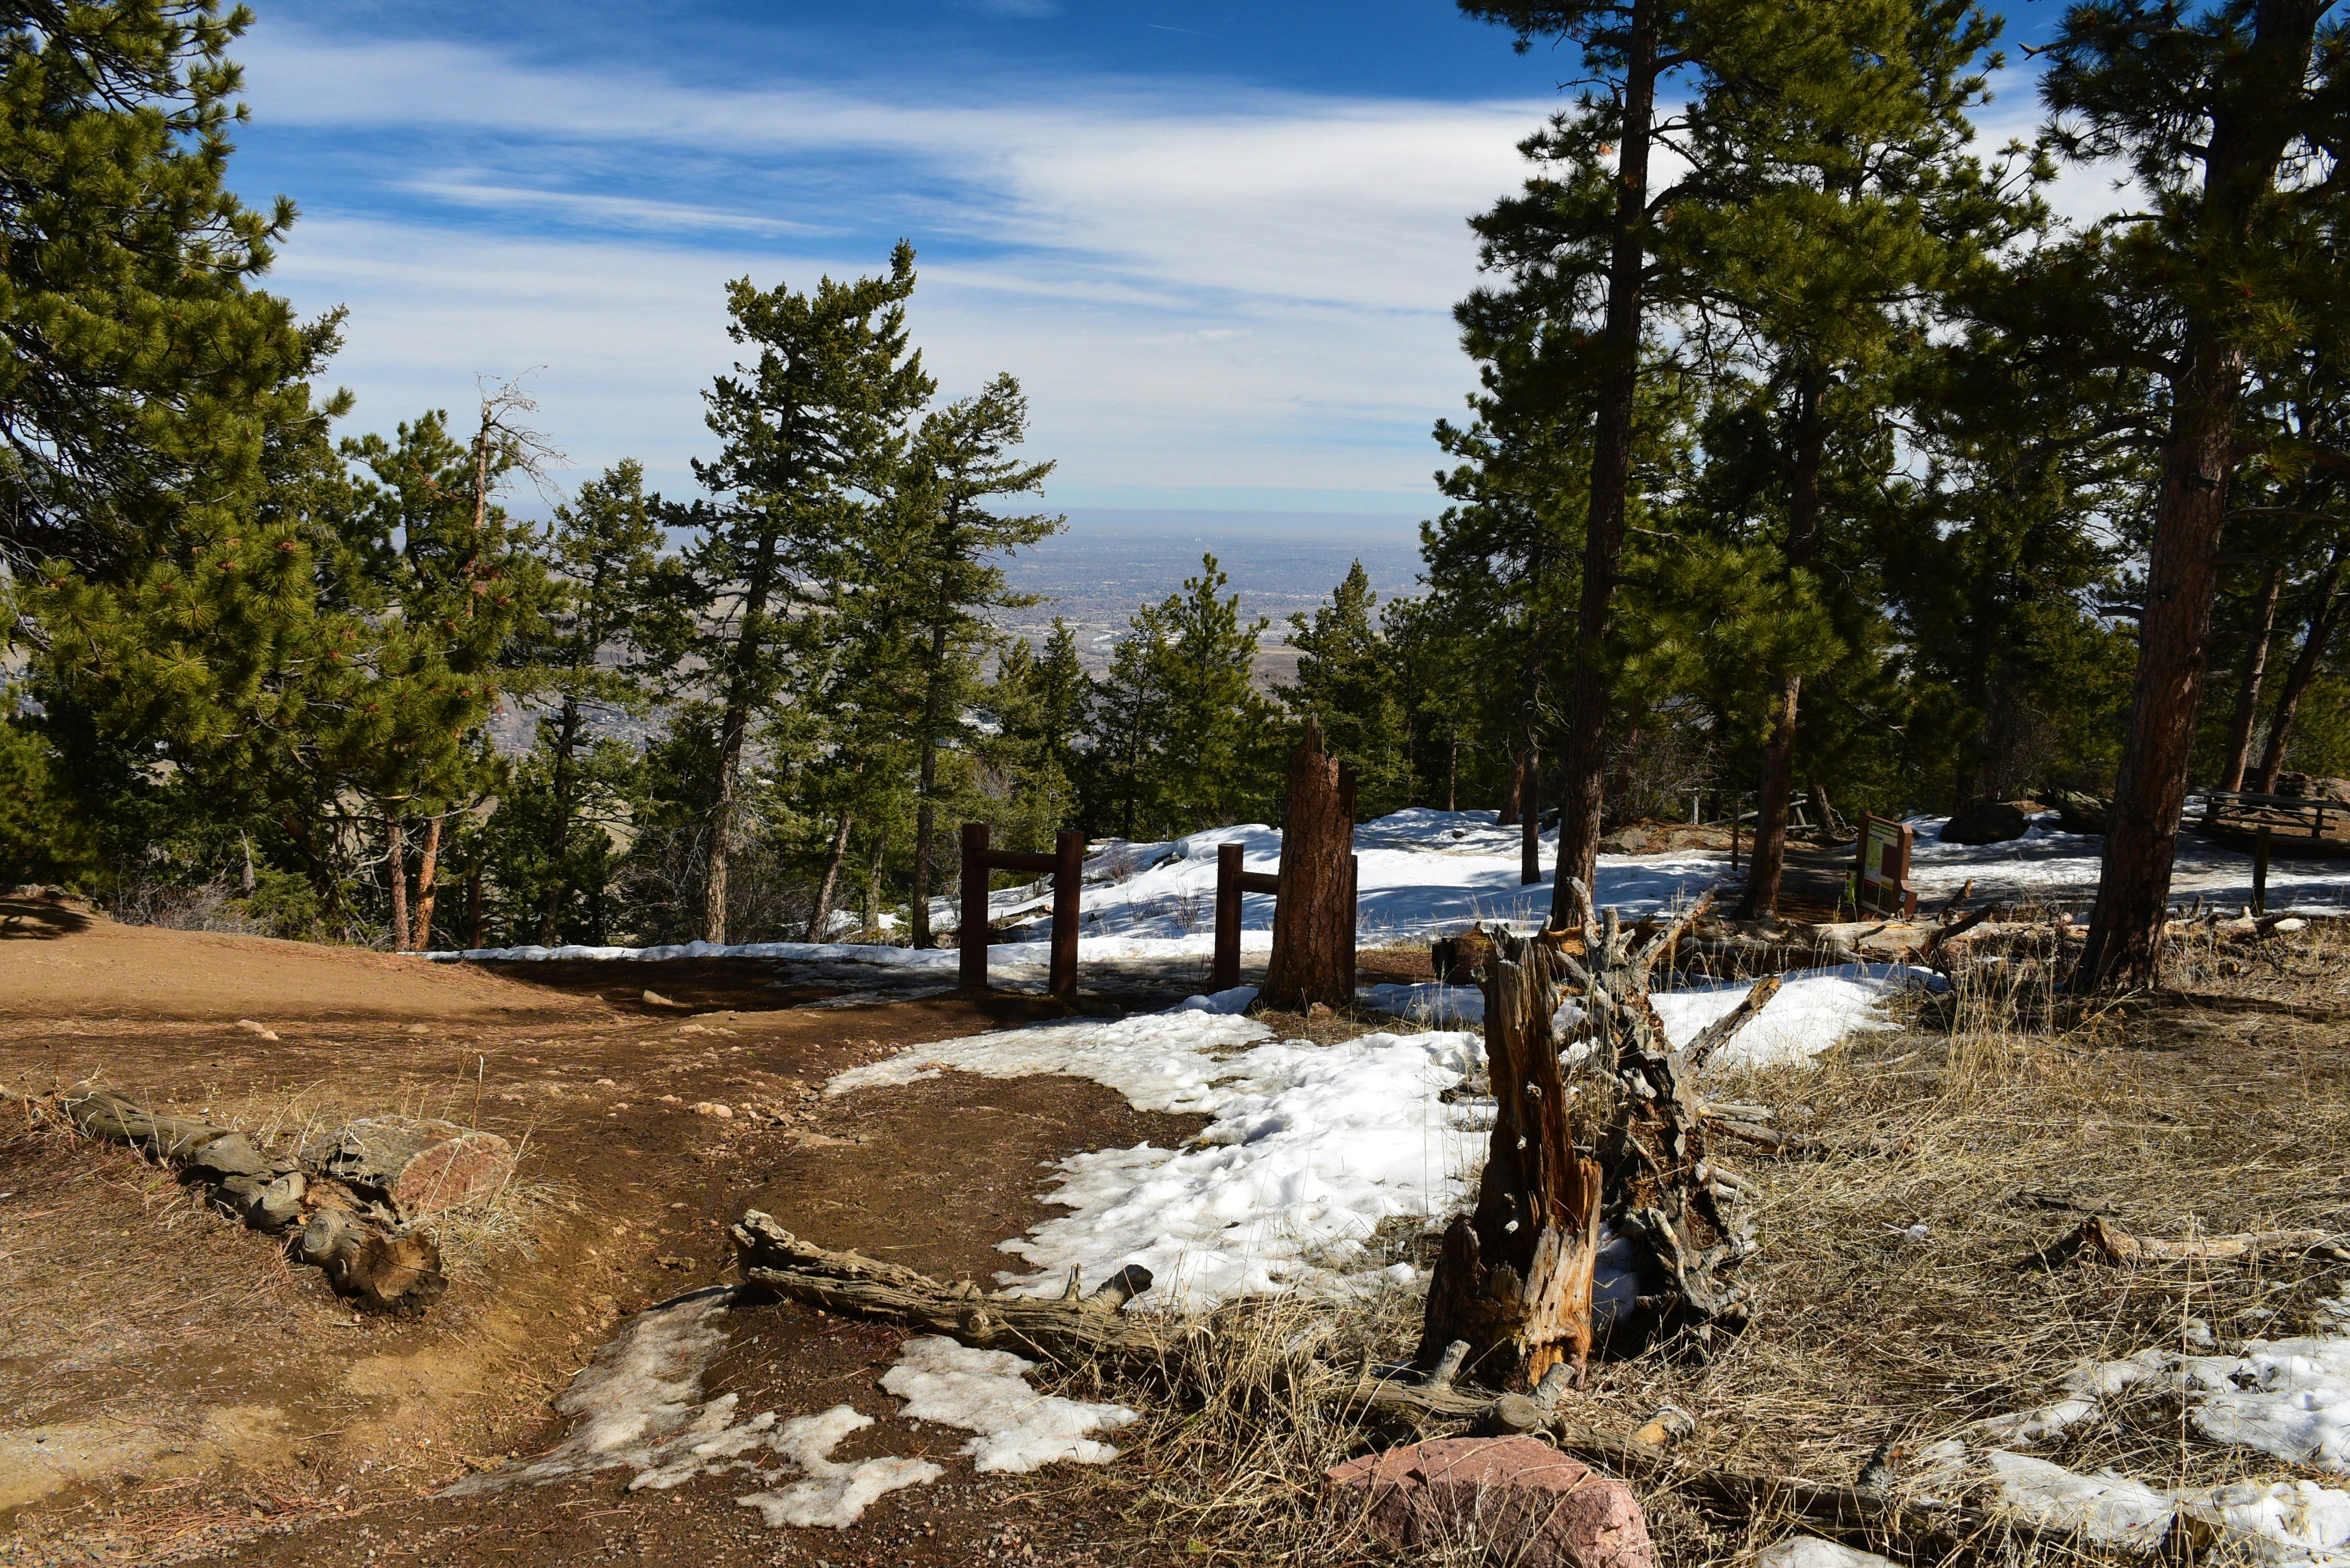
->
[0,907,1202,1567]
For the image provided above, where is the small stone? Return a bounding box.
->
[691,1102,733,1119]
[1328,1436,1654,1568]
[234,1018,279,1040]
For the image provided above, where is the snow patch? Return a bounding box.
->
[825,1010,1275,1115]
[1757,1541,1894,1568]
[879,1337,1138,1473]
[732,1408,943,1529]
[1649,965,1934,1070]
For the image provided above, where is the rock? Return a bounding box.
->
[234,1018,279,1041]
[1327,1436,1655,1568]
[322,1118,515,1220]
[1940,801,2030,845]
[1600,826,1648,855]
[691,1101,733,1118]
[2047,789,2110,835]
[2274,772,2350,804]
[643,989,688,1008]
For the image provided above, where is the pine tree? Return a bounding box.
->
[1283,562,1413,818]
[2037,0,2349,987]
[871,374,1061,948]
[495,460,663,945]
[1654,0,2030,915]
[1,0,329,576]
[652,244,933,944]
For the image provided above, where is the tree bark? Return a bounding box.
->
[704,533,783,947]
[411,814,444,952]
[1262,720,1356,1010]
[1739,362,1828,919]
[2077,0,2327,989]
[2254,541,2347,792]
[1552,0,1659,915]
[806,813,854,942]
[2219,561,2286,791]
[385,815,408,952]
[1499,749,1524,826]
[1446,726,1459,813]
[864,830,886,938]
[1417,938,1603,1390]
[537,693,584,946]
[909,622,951,949]
[1521,741,1543,886]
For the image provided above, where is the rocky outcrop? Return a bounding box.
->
[1328,1436,1655,1568]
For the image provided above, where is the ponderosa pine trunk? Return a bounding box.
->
[807,813,854,942]
[1447,726,1459,813]
[1262,721,1356,1010]
[2078,0,2326,989]
[1521,743,1542,886]
[1738,362,1828,918]
[385,816,408,953]
[2255,541,2348,792]
[411,815,443,952]
[2220,562,2286,791]
[703,533,783,946]
[537,694,585,945]
[1551,0,1660,919]
[1499,750,1524,827]
[908,623,951,948]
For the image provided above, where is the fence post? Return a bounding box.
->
[1212,843,1243,991]
[1050,830,1082,1000]
[959,822,990,992]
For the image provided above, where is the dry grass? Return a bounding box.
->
[1047,919,2350,1566]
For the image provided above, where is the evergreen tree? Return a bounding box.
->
[873,373,1061,948]
[493,460,663,945]
[652,244,933,944]
[1282,562,1413,818]
[1,0,330,576]
[2037,0,2349,986]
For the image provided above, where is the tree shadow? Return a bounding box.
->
[0,896,92,940]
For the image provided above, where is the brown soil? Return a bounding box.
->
[0,911,1201,1567]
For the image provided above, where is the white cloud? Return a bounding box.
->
[238,18,1537,509]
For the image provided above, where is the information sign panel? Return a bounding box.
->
[1855,814,1918,918]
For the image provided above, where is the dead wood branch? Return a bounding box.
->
[731,1212,1155,1360]
[1685,975,1784,1068]
[2036,1215,2350,1267]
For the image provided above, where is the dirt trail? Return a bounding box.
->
[0,909,1197,1567]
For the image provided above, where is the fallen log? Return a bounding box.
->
[2036,1215,2350,1267]
[1684,975,1784,1069]
[51,1087,449,1314]
[731,1212,1156,1361]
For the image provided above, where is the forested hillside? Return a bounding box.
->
[2,0,2344,985]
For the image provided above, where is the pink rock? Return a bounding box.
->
[1328,1436,1655,1568]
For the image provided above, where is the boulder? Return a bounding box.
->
[322,1117,514,1220]
[2046,789,2110,835]
[1327,1436,1654,1568]
[1940,801,2030,845]
[2274,772,2350,804]
[1600,826,1649,855]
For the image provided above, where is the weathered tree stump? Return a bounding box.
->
[1263,718,1357,1011]
[1419,886,1755,1390]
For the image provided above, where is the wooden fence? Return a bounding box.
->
[1210,842,1357,994]
[959,823,1084,999]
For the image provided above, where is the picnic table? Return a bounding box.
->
[2201,790,2350,853]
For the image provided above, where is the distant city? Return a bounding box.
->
[995,509,1430,689]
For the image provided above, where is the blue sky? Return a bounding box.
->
[227,2,2085,531]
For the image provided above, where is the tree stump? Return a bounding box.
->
[1263,718,1357,1011]
[1419,886,1755,1390]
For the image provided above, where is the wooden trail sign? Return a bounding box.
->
[1855,814,1918,918]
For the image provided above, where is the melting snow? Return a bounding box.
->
[880,1337,1138,1473]
[452,1291,1126,1529]
[732,1408,942,1529]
